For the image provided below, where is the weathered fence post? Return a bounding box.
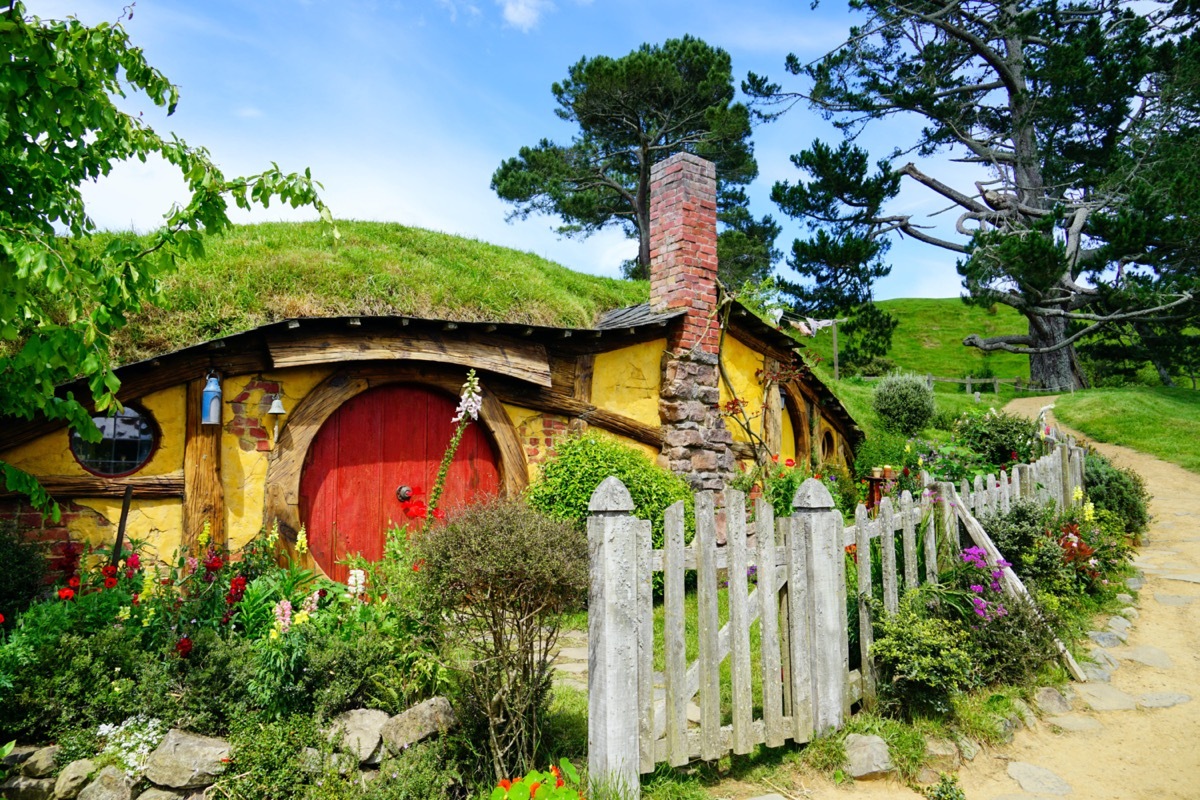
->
[854,505,877,707]
[588,477,641,797]
[880,497,898,614]
[795,478,845,734]
[1058,442,1072,509]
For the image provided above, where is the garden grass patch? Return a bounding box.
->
[1055,387,1200,474]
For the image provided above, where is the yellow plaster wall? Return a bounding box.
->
[718,336,769,445]
[502,403,658,483]
[780,406,797,463]
[591,339,665,428]
[222,367,333,551]
[74,499,184,562]
[2,385,185,477]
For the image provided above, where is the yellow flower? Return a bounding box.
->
[269,628,280,640]
[904,443,912,453]
[142,607,156,627]
[296,525,309,556]
[293,610,310,627]
[1083,502,1095,522]
[116,606,131,622]
[267,520,280,547]
[1073,486,1084,503]
[198,521,211,549]
[918,456,924,467]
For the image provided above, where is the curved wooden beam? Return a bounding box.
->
[264,364,527,541]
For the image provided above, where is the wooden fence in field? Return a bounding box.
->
[586,439,1089,794]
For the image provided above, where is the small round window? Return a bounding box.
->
[70,406,157,477]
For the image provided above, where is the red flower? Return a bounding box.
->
[68,575,80,589]
[102,564,118,578]
[103,577,118,589]
[529,783,541,797]
[131,593,140,605]
[784,458,796,467]
[771,454,779,463]
[204,554,224,572]
[175,637,193,658]
[499,780,512,791]
[412,559,425,572]
[556,779,565,789]
[318,588,327,598]
[127,553,141,570]
[58,588,75,601]
[431,507,446,521]
[0,613,5,624]
[161,578,173,586]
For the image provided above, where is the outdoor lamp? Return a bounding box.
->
[201,373,222,425]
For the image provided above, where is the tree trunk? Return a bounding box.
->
[1027,315,1086,390]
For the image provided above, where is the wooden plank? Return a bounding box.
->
[900,490,918,591]
[183,377,224,548]
[880,497,898,615]
[574,354,596,402]
[778,518,793,724]
[921,489,938,585]
[985,473,997,514]
[695,492,722,762]
[663,502,688,767]
[762,360,783,457]
[490,385,665,450]
[756,501,785,748]
[999,468,1011,513]
[269,331,553,387]
[0,471,185,500]
[1012,463,1023,500]
[649,544,788,573]
[949,486,1088,682]
[943,482,960,558]
[785,501,814,742]
[636,519,655,774]
[854,505,876,706]
[973,475,986,517]
[726,491,753,755]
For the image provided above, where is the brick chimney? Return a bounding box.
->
[650,153,734,493]
[649,152,720,355]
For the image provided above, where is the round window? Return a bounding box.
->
[70,406,158,477]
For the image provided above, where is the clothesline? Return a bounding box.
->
[764,308,847,337]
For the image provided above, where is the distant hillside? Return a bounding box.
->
[113,221,648,364]
[801,298,1030,379]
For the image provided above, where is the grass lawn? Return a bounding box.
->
[1054,387,1200,474]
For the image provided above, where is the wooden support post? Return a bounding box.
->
[880,498,898,615]
[184,377,224,549]
[854,505,877,707]
[757,501,785,748]
[900,490,918,592]
[662,502,688,767]
[795,478,844,734]
[1059,442,1073,508]
[696,492,721,762]
[587,477,641,797]
[726,490,754,755]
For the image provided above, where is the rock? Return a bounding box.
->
[77,767,134,800]
[915,768,940,786]
[1006,762,1072,796]
[842,733,893,780]
[22,746,60,779]
[298,748,356,776]
[1154,593,1193,606]
[1,776,56,800]
[1033,687,1072,715]
[1126,575,1145,590]
[996,715,1017,744]
[327,709,390,765]
[134,790,187,800]
[925,738,960,771]
[1047,714,1103,733]
[1163,574,1200,584]
[144,730,230,789]
[1138,692,1191,709]
[1121,645,1173,669]
[54,759,96,800]
[380,697,457,755]
[1082,663,1113,683]
[1115,592,1135,605]
[1107,615,1132,634]
[1077,683,1137,711]
[1119,607,1139,620]
[1088,630,1122,648]
[1090,647,1119,670]
[954,736,979,762]
[2,747,39,769]
[1010,698,1036,728]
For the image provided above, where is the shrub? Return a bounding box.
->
[1084,452,1151,536]
[218,715,320,800]
[951,409,1040,468]
[526,433,694,551]
[872,373,936,436]
[0,523,47,626]
[979,499,1050,565]
[852,431,912,480]
[417,499,587,781]
[966,596,1059,686]
[871,593,975,717]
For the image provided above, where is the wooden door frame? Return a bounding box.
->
[265,364,527,543]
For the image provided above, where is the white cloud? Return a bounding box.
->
[497,0,553,31]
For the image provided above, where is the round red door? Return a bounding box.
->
[299,383,501,581]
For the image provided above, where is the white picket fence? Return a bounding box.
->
[586,440,1088,794]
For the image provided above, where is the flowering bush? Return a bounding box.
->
[492,761,581,800]
[95,715,165,776]
[871,592,976,717]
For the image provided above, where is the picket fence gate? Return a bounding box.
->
[586,439,1089,795]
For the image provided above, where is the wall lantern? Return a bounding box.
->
[201,373,223,425]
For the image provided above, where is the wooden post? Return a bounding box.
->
[695,492,721,762]
[832,320,839,381]
[941,482,960,559]
[920,489,938,585]
[662,502,688,767]
[726,490,753,755]
[587,477,641,797]
[184,377,224,548]
[993,377,1000,394]
[1059,442,1073,508]
[854,505,877,707]
[757,500,785,748]
[795,478,843,734]
[900,490,918,592]
[880,498,898,615]
[966,375,973,395]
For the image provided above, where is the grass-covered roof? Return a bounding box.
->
[113,220,649,363]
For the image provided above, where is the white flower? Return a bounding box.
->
[452,369,482,423]
[347,569,367,597]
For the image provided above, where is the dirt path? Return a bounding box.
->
[732,396,1200,800]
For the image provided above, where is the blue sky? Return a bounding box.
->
[39,0,971,299]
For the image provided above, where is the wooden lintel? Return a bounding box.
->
[491,385,664,450]
[0,471,185,500]
[267,331,553,388]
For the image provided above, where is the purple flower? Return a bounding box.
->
[969,584,985,593]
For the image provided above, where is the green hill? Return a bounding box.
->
[801,298,1030,380]
[114,220,649,363]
